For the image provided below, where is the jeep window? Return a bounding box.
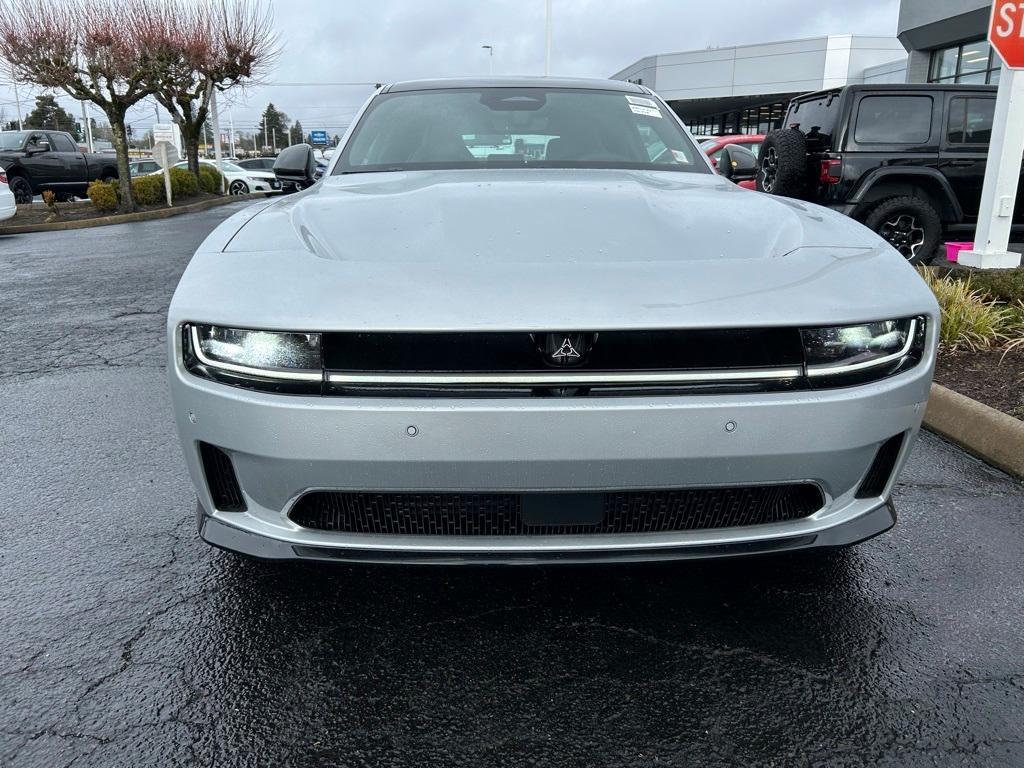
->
[947,97,995,145]
[336,88,707,174]
[787,94,838,151]
[0,131,28,151]
[854,96,932,144]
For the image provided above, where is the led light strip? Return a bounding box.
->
[326,367,804,387]
[805,319,918,378]
[189,325,322,382]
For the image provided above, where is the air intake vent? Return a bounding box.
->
[856,434,905,499]
[288,485,825,536]
[199,442,246,512]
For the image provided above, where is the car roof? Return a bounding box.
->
[382,76,649,94]
[710,134,765,145]
[793,82,997,104]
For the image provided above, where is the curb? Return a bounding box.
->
[0,194,258,235]
[924,383,1024,479]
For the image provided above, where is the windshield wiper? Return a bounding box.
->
[339,167,407,174]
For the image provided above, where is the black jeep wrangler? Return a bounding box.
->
[757,83,1016,264]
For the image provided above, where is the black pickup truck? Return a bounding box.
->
[0,130,119,203]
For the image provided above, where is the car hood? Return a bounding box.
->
[172,169,938,331]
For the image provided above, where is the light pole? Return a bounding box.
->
[482,45,494,75]
[545,0,552,76]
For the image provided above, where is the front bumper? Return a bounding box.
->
[170,335,932,563]
[197,498,897,564]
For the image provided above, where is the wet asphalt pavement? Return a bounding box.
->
[1,204,1024,767]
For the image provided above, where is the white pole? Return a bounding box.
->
[160,142,172,207]
[13,80,23,130]
[545,0,552,76]
[272,127,277,153]
[229,110,235,158]
[959,63,1024,269]
[80,100,90,151]
[210,88,224,192]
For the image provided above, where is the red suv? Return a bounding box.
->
[701,135,765,190]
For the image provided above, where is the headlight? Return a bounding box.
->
[802,318,923,383]
[184,324,322,391]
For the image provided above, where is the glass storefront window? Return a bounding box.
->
[929,40,1000,84]
[930,47,959,81]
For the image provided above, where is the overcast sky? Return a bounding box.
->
[0,0,900,142]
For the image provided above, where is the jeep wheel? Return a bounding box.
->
[864,196,941,265]
[8,175,33,204]
[757,129,807,198]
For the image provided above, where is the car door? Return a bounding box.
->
[24,132,63,187]
[940,94,994,222]
[47,132,86,189]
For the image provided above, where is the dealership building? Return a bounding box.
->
[610,0,997,135]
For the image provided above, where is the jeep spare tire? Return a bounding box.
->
[757,129,807,199]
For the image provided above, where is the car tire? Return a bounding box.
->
[863,195,942,265]
[229,180,249,196]
[8,175,33,204]
[757,129,807,198]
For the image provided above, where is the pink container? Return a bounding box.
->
[945,242,973,262]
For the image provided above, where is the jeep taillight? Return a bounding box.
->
[820,158,842,185]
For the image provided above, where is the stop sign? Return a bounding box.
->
[991,0,1024,68]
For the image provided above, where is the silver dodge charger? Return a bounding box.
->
[167,77,939,564]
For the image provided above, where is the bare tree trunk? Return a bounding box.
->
[180,121,201,179]
[108,114,136,213]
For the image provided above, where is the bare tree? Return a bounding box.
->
[155,0,278,180]
[0,0,178,211]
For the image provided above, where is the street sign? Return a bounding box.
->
[991,0,1024,68]
[310,130,329,145]
[152,123,175,144]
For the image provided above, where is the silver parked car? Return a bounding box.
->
[167,77,939,564]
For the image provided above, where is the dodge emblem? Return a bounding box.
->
[540,332,593,367]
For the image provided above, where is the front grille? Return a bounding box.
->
[199,442,246,512]
[322,328,804,373]
[288,485,825,536]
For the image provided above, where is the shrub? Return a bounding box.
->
[198,165,224,195]
[87,180,119,212]
[169,167,199,199]
[938,265,1024,305]
[918,268,1016,352]
[131,174,165,206]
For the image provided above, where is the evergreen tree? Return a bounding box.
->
[256,103,289,150]
[23,94,80,140]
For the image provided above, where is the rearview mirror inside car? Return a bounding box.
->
[273,144,317,189]
[719,144,757,184]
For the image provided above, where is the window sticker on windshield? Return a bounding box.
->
[630,104,662,118]
[626,96,659,109]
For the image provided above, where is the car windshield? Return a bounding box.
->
[0,131,28,151]
[699,139,718,150]
[336,87,707,174]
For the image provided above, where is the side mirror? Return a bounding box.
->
[29,140,51,154]
[274,144,317,189]
[719,144,757,183]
